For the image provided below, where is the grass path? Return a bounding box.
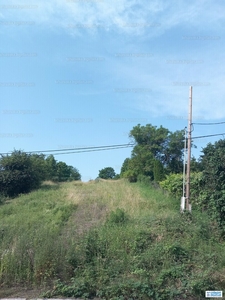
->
[1,179,225,299]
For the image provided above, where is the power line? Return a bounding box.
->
[0,143,135,156]
[52,145,134,155]
[1,133,225,157]
[192,121,225,125]
[192,133,225,139]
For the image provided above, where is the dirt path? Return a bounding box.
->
[0,286,49,298]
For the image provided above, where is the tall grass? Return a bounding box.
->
[0,179,225,299]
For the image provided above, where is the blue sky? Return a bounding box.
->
[1,0,225,181]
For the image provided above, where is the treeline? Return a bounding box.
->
[120,123,225,236]
[120,123,201,182]
[0,150,81,199]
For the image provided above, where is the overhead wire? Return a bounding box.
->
[0,143,135,156]
[1,132,225,157]
[51,145,134,155]
[192,133,225,140]
[192,121,225,125]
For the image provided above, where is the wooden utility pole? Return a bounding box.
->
[186,86,192,212]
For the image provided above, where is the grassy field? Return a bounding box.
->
[0,179,225,299]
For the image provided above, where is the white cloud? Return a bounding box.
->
[1,0,224,36]
[1,0,224,120]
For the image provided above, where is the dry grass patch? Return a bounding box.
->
[62,179,155,218]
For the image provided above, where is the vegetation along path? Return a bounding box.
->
[0,179,225,299]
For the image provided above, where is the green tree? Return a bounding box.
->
[199,139,225,233]
[68,166,81,181]
[56,161,71,182]
[190,156,202,172]
[153,159,165,182]
[45,155,58,181]
[130,145,155,179]
[0,150,44,197]
[98,167,116,179]
[45,155,81,182]
[129,124,169,157]
[127,124,185,180]
[162,130,184,173]
[120,158,131,176]
[122,169,138,182]
[30,153,48,181]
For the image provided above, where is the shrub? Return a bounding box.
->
[0,150,45,197]
[121,170,137,183]
[137,174,151,185]
[106,208,130,225]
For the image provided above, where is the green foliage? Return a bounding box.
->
[160,173,183,198]
[0,185,78,285]
[0,150,45,197]
[159,172,203,205]
[153,159,165,182]
[45,155,81,182]
[113,174,120,180]
[137,174,151,185]
[199,139,225,234]
[121,169,138,182]
[67,165,81,181]
[130,123,169,154]
[45,155,57,181]
[99,167,116,179]
[0,151,81,198]
[1,180,225,299]
[190,156,203,172]
[164,243,189,262]
[129,124,185,174]
[98,279,155,299]
[120,158,130,175]
[106,208,130,225]
[55,161,70,182]
[121,124,187,185]
[163,130,184,174]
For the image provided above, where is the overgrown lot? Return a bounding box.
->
[0,179,225,299]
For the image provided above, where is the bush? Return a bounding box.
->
[98,167,116,179]
[0,151,45,197]
[137,174,151,185]
[160,172,203,203]
[106,208,130,225]
[159,173,183,199]
[153,159,165,182]
[121,170,137,182]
